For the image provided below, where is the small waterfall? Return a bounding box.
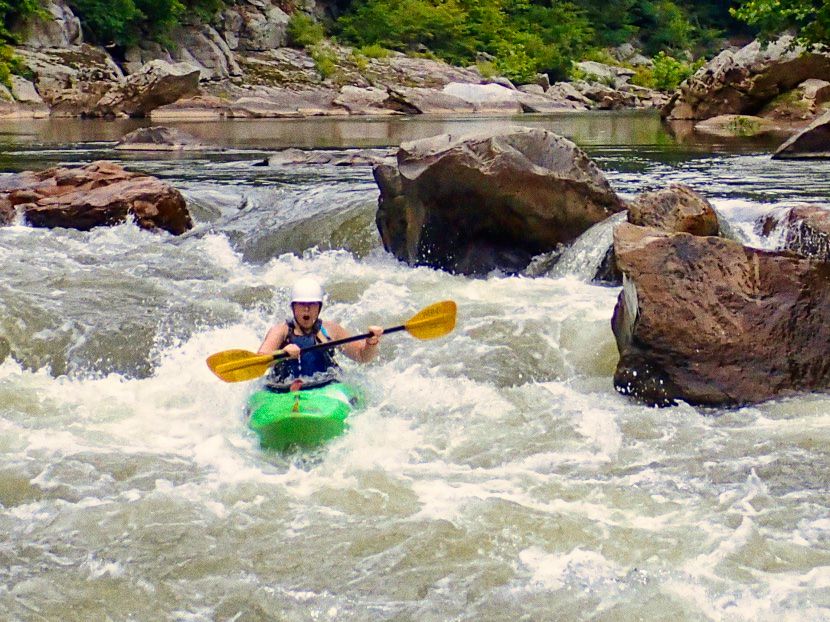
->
[527,212,626,282]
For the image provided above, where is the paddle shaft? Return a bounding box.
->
[272,324,405,362]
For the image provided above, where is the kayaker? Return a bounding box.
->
[257,277,383,390]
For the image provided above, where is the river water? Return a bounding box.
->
[1,112,829,621]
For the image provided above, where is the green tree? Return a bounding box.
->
[338,0,470,61]
[732,0,830,48]
[68,0,226,48]
[0,0,43,89]
[1,0,44,43]
[337,0,592,83]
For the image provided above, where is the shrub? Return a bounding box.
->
[582,48,621,66]
[0,40,33,89]
[359,43,389,59]
[494,46,536,84]
[630,64,656,89]
[287,11,325,48]
[476,59,497,79]
[1,0,47,44]
[633,51,701,91]
[310,43,337,79]
[67,0,228,48]
[652,52,704,91]
[349,50,368,71]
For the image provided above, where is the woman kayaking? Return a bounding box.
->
[257,277,383,391]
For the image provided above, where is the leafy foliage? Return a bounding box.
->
[0,43,32,88]
[333,0,751,83]
[310,42,338,79]
[11,0,823,94]
[732,0,830,48]
[336,0,592,83]
[630,51,704,90]
[0,0,42,88]
[67,0,226,48]
[1,0,45,43]
[287,11,325,48]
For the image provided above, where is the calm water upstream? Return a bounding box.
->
[1,112,829,621]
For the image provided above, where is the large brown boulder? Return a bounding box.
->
[611,223,830,406]
[1,161,191,234]
[374,127,626,275]
[663,36,830,121]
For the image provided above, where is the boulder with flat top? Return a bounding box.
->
[95,60,201,118]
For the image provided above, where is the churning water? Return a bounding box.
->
[0,114,829,621]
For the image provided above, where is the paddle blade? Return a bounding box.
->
[206,349,280,383]
[404,300,457,340]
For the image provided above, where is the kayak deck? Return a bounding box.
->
[247,382,361,451]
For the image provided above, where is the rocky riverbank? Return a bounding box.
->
[1,0,673,121]
[5,0,830,154]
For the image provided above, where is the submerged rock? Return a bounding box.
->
[694,114,784,138]
[263,148,395,167]
[115,126,210,151]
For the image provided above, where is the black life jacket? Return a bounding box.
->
[268,318,339,384]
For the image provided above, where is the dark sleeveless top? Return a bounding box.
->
[267,318,339,389]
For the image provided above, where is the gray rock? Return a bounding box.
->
[115,126,210,151]
[221,1,290,51]
[18,0,82,48]
[388,87,475,114]
[773,109,830,158]
[9,76,44,105]
[375,127,625,275]
[333,85,396,115]
[95,60,201,118]
[664,35,830,121]
[441,82,523,113]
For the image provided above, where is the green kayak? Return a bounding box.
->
[247,382,362,451]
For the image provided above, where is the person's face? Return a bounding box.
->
[292,301,321,330]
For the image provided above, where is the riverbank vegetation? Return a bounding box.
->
[2,0,828,91]
[0,0,42,86]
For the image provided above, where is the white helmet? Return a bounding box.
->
[290,277,324,304]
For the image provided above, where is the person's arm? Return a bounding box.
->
[258,323,294,356]
[325,321,383,363]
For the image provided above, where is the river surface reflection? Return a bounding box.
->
[0,110,785,152]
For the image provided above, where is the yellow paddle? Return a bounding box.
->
[207,300,457,383]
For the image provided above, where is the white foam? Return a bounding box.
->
[519,546,625,591]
